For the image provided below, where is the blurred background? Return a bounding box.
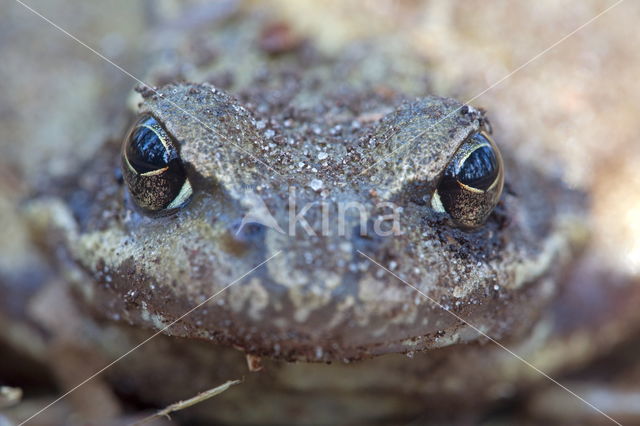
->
[1,0,639,424]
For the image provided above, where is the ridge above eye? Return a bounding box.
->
[431,131,504,229]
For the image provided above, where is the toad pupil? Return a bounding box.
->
[456,144,499,190]
[126,119,171,174]
[121,115,192,213]
[432,132,505,228]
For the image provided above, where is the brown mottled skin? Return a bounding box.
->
[62,81,584,363]
[3,9,603,425]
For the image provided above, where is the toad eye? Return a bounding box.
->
[431,131,504,228]
[121,114,192,213]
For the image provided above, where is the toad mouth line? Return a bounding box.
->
[357,249,622,426]
[17,251,283,426]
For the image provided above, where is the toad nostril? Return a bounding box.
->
[230,220,267,243]
[219,220,268,257]
[351,220,385,253]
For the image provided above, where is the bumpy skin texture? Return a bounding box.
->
[7,8,593,424]
[40,10,589,363]
[60,78,584,362]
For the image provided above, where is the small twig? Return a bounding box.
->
[132,379,241,425]
[0,386,23,409]
[245,354,264,372]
